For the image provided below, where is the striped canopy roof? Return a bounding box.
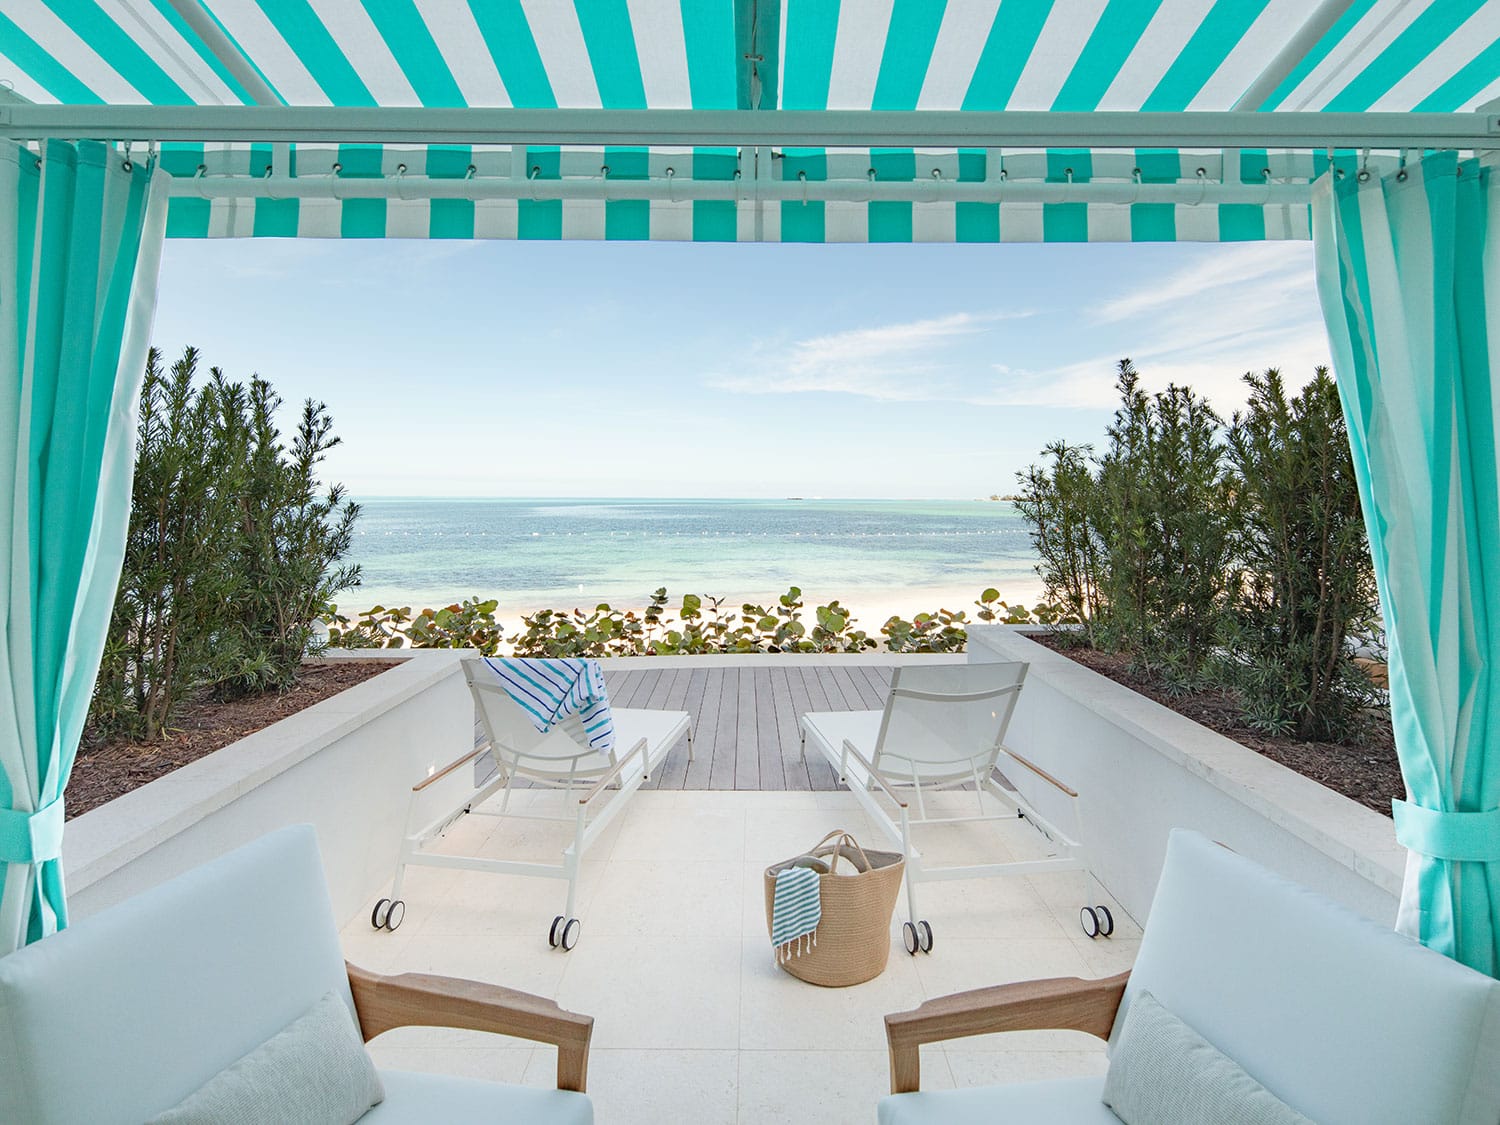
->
[3,0,1497,243]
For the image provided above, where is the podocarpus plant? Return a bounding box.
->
[1221,368,1379,738]
[213,382,360,698]
[1095,362,1236,687]
[92,347,361,739]
[1013,441,1105,640]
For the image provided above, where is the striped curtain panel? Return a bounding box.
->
[1312,152,1500,977]
[0,139,167,954]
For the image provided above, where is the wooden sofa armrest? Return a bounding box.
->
[346,962,595,1092]
[884,971,1129,1094]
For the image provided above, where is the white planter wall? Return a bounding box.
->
[969,625,1405,926]
[64,651,478,926]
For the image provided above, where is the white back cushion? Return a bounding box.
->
[1116,831,1500,1125]
[0,825,352,1125]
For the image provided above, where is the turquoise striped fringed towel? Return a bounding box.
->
[771,866,821,963]
[481,656,615,755]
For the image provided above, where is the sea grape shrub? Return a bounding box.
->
[324,604,414,649]
[322,590,1071,656]
[882,609,969,654]
[1221,368,1379,739]
[92,346,361,739]
[407,599,505,654]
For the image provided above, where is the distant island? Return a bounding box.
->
[986,494,1020,502]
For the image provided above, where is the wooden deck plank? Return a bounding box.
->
[770,667,813,790]
[682,667,720,789]
[859,664,894,703]
[754,667,786,791]
[798,663,835,712]
[648,669,696,790]
[708,668,740,790]
[734,667,760,789]
[813,665,859,711]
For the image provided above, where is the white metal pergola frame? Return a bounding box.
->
[2,106,1495,209]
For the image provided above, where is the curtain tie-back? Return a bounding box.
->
[1392,801,1500,863]
[0,799,65,864]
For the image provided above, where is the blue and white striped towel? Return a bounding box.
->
[482,657,616,756]
[770,866,821,962]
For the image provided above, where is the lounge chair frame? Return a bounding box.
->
[799,663,1098,939]
[382,658,691,942]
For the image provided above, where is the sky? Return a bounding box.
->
[150,235,1330,501]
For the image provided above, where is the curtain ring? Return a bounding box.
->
[121,139,133,172]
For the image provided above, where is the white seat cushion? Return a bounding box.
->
[800,710,885,785]
[363,1071,592,1124]
[878,1077,1115,1125]
[613,707,691,773]
[0,826,352,1125]
[1118,831,1500,1125]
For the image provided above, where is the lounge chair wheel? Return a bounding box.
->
[917,920,934,953]
[549,915,565,948]
[902,921,920,955]
[560,918,581,952]
[371,898,391,929]
[1095,905,1114,938]
[383,899,405,931]
[1081,906,1100,939]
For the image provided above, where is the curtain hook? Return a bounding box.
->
[329,160,343,201]
[799,169,808,206]
[195,162,210,200]
[463,163,477,202]
[665,165,677,203]
[393,162,413,201]
[528,165,540,201]
[121,139,133,172]
[262,162,280,202]
[147,140,158,172]
[599,162,610,204]
[1192,166,1209,206]
[1357,148,1371,183]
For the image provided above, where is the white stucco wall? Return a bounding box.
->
[969,625,1405,926]
[64,651,477,926]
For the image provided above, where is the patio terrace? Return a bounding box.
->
[340,785,1137,1124]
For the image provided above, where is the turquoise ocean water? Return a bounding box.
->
[341,498,1041,614]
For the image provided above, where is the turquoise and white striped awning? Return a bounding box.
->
[2,1,1497,243]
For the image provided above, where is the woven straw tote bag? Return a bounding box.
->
[763,830,905,987]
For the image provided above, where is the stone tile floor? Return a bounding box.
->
[341,789,1140,1124]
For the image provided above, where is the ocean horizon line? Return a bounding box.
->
[348,494,1017,504]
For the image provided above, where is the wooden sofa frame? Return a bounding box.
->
[346,963,594,1092]
[884,972,1131,1094]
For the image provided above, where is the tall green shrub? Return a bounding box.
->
[1013,440,1104,641]
[1095,362,1236,685]
[1223,368,1378,738]
[92,346,360,739]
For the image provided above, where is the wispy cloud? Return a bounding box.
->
[707,310,1030,401]
[978,243,1329,410]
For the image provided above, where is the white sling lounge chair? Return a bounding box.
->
[376,656,691,952]
[799,662,1104,955]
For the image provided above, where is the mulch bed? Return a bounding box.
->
[1032,635,1400,817]
[68,660,404,820]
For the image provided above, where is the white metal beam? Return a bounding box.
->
[1,106,1494,150]
[170,172,1313,206]
[163,0,281,106]
[1233,0,1358,111]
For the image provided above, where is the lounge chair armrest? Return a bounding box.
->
[840,739,908,807]
[411,746,487,793]
[579,736,649,804]
[884,971,1129,1094]
[346,961,594,1092]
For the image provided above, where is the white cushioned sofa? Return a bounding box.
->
[880,830,1500,1125]
[0,825,594,1124]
